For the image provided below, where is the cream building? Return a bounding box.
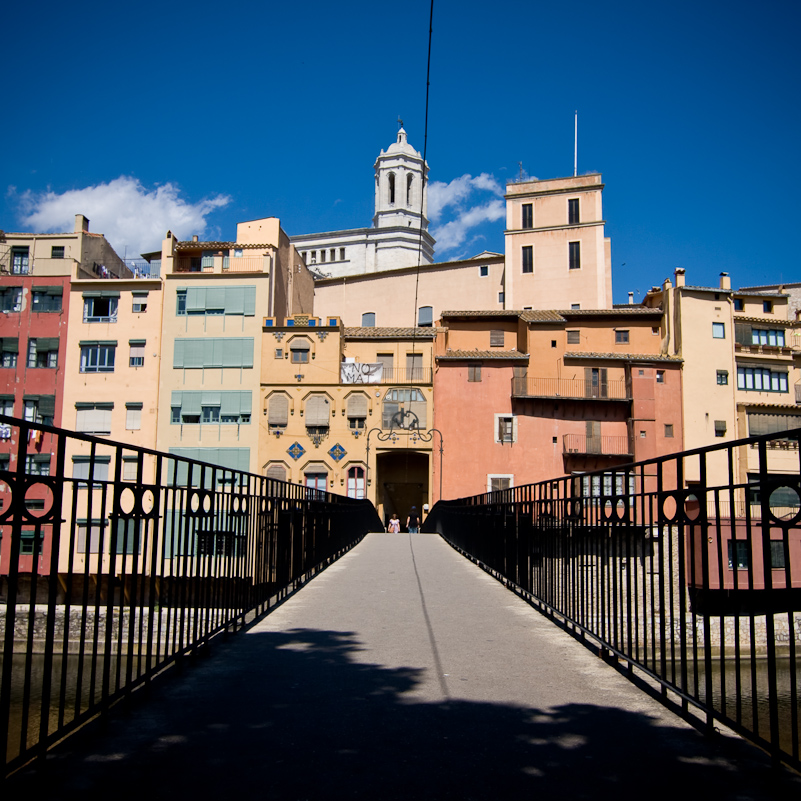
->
[290,128,435,277]
[156,217,314,478]
[504,174,612,310]
[260,316,436,524]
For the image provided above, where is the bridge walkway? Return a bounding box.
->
[9,533,800,799]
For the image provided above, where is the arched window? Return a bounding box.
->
[362,312,376,327]
[348,466,365,499]
[347,393,368,430]
[267,393,289,432]
[265,463,286,482]
[407,174,413,206]
[388,173,395,205]
[290,338,311,363]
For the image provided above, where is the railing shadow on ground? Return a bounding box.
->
[424,427,801,773]
[5,627,799,799]
[0,415,382,778]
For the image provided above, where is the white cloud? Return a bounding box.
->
[15,177,231,258]
[428,173,505,254]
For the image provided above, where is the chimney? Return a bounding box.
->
[75,214,90,233]
[192,235,199,243]
[719,272,731,290]
[628,291,634,305]
[674,268,685,287]
[663,278,673,291]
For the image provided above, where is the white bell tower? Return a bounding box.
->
[373,127,430,231]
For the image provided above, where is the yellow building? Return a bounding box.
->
[260,316,436,524]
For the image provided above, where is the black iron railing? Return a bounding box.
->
[0,415,381,777]
[424,428,801,771]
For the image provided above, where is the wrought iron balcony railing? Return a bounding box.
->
[562,433,632,456]
[512,376,628,400]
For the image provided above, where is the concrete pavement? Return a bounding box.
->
[9,532,801,799]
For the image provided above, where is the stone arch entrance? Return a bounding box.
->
[375,451,428,528]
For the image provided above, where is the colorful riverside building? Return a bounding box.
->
[432,307,684,499]
[260,315,436,525]
[0,216,132,576]
[155,217,314,479]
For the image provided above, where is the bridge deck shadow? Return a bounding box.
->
[8,533,801,800]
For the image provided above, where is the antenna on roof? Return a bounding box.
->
[518,161,524,181]
[573,110,578,177]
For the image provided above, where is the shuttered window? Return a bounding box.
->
[174,338,254,369]
[126,402,143,430]
[347,394,368,419]
[268,394,289,427]
[490,330,504,347]
[748,412,801,438]
[178,286,256,316]
[168,447,251,487]
[266,464,287,482]
[305,395,330,427]
[75,403,113,434]
[172,391,251,424]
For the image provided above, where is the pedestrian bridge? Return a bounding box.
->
[1,417,800,794]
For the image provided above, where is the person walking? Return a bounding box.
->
[388,513,401,534]
[406,506,420,534]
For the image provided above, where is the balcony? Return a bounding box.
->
[563,434,632,457]
[512,376,628,400]
[340,365,433,385]
[173,254,271,274]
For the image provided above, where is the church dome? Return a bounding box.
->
[382,127,421,158]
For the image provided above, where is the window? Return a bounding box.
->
[340,248,346,261]
[490,330,504,348]
[168,447,251,488]
[585,367,608,398]
[763,300,773,313]
[76,519,107,554]
[267,393,289,432]
[290,339,310,363]
[0,395,14,416]
[27,338,58,368]
[566,330,580,345]
[751,329,785,347]
[568,198,580,225]
[173,338,254,369]
[19,530,43,556]
[733,298,744,311]
[418,306,433,327]
[126,402,142,430]
[172,391,252,425]
[266,464,287,482]
[737,367,788,393]
[407,352,423,380]
[664,424,674,438]
[347,466,365,499]
[129,340,145,367]
[728,540,749,570]
[132,292,148,313]
[770,541,787,570]
[11,247,29,275]
[32,286,62,312]
[80,342,116,373]
[747,411,801,438]
[175,286,256,317]
[72,456,110,486]
[25,455,51,476]
[51,245,65,259]
[522,245,533,274]
[468,363,482,382]
[0,287,22,312]
[522,203,532,228]
[569,241,581,270]
[377,353,394,375]
[382,387,426,430]
[495,414,517,444]
[122,457,139,482]
[361,312,376,327]
[406,174,413,207]
[712,322,725,339]
[330,249,336,262]
[1,338,19,368]
[479,265,489,277]
[75,403,113,434]
[305,394,331,440]
[320,251,326,263]
[24,395,54,426]
[717,370,729,385]
[305,471,328,498]
[571,303,580,310]
[347,393,368,431]
[388,173,396,205]
[498,292,505,303]
[275,348,283,359]
[615,330,630,344]
[489,476,513,492]
[656,370,665,384]
[551,340,557,348]
[714,420,727,437]
[83,293,118,323]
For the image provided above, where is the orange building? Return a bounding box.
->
[432,308,683,500]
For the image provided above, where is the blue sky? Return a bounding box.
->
[3,0,799,302]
